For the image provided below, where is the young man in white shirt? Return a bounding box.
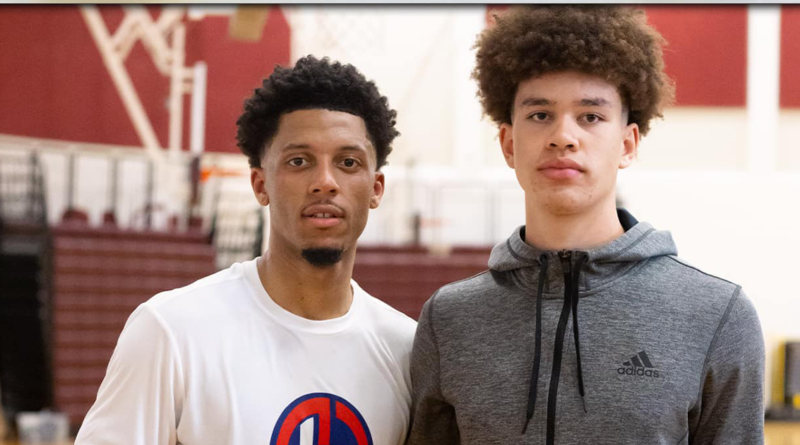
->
[77,55,416,445]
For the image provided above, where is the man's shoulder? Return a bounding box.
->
[416,269,507,324]
[653,254,742,301]
[142,260,255,326]
[358,283,417,340]
[429,269,499,305]
[659,254,737,284]
[641,255,760,338]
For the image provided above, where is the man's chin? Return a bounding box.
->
[536,191,594,216]
[301,247,344,268]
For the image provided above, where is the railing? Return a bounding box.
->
[0,134,202,231]
[0,151,47,228]
[0,133,527,250]
[0,134,265,271]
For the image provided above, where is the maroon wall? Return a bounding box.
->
[0,7,148,145]
[781,5,800,108]
[488,5,749,108]
[644,5,748,107]
[3,5,799,153]
[0,6,290,153]
[185,7,290,154]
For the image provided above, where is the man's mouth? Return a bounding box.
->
[538,158,584,180]
[302,204,344,228]
[540,168,582,180]
[302,203,344,218]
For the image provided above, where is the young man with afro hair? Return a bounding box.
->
[76,56,417,444]
[407,6,764,445]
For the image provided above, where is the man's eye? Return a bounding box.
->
[341,158,358,168]
[584,114,601,123]
[288,158,307,167]
[528,112,549,121]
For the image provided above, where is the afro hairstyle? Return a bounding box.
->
[473,5,675,136]
[236,55,399,169]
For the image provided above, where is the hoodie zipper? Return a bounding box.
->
[544,250,575,445]
[559,250,573,273]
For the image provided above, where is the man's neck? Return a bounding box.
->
[257,243,356,321]
[524,201,624,251]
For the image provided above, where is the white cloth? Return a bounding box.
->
[75,258,416,445]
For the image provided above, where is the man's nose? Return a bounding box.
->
[547,117,579,150]
[309,164,339,195]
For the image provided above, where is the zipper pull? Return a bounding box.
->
[558,250,572,275]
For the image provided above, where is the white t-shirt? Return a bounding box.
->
[75,258,417,445]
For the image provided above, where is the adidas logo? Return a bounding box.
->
[617,350,661,378]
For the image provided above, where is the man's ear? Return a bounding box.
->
[499,123,515,169]
[619,123,640,169]
[369,171,385,209]
[250,167,270,206]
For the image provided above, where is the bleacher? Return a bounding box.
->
[354,246,490,319]
[50,224,216,426]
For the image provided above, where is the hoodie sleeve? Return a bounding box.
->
[406,295,460,445]
[690,288,764,445]
[74,305,183,445]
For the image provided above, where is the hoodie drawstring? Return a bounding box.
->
[522,254,548,434]
[523,251,589,442]
[572,254,589,413]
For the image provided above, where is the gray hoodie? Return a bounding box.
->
[407,210,764,445]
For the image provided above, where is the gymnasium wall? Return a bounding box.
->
[0,6,290,154]
[2,5,799,162]
[781,5,800,108]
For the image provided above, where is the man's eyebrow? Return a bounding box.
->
[518,97,614,108]
[577,97,613,108]
[338,145,368,153]
[520,97,553,107]
[281,143,310,151]
[280,143,368,152]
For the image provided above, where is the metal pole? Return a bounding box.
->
[81,6,164,159]
[146,159,154,230]
[0,156,4,224]
[168,22,186,155]
[190,62,207,156]
[105,154,119,225]
[28,152,36,222]
[33,152,46,225]
[66,151,75,211]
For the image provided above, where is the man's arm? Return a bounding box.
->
[405,296,460,445]
[75,304,184,445]
[690,288,765,445]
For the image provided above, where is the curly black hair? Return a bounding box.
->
[473,5,675,136]
[236,55,399,169]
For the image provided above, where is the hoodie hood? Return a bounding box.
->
[488,209,678,296]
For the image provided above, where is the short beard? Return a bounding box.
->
[301,248,343,268]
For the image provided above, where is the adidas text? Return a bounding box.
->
[617,366,661,378]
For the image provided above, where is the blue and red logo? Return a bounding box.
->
[270,393,373,445]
